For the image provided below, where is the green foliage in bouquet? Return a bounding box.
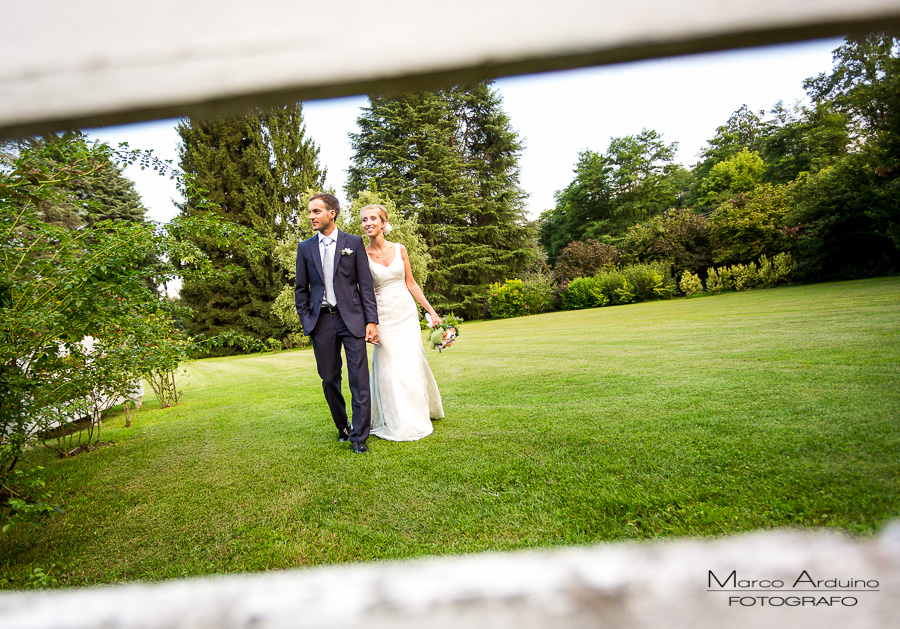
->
[426,313,461,351]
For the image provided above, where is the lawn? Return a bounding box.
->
[1,277,899,588]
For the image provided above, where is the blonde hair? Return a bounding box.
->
[361,204,392,233]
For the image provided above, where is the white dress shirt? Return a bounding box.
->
[318,229,339,306]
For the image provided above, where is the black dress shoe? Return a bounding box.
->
[352,442,369,454]
[338,428,350,442]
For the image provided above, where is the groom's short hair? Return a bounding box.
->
[310,192,340,218]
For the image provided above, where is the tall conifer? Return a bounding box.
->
[177,104,324,349]
[347,82,534,318]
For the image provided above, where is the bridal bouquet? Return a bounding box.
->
[425,313,461,352]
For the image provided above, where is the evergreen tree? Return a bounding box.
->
[177,104,324,349]
[347,82,533,318]
[4,132,149,228]
[75,154,148,226]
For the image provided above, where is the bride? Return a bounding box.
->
[361,204,444,441]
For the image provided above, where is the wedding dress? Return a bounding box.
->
[369,243,444,441]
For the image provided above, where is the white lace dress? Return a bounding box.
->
[369,243,444,441]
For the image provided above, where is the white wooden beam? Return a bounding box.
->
[1,527,898,628]
[2,0,900,138]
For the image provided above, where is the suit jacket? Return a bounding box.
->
[294,230,378,338]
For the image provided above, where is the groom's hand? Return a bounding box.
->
[365,322,379,345]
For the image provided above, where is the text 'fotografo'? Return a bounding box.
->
[708,570,880,608]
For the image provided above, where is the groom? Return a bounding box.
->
[295,193,379,454]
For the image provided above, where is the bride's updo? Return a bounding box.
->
[362,204,392,234]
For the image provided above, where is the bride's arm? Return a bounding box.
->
[399,244,442,325]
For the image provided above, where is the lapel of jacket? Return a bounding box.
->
[309,234,325,281]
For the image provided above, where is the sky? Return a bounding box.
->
[86,37,844,224]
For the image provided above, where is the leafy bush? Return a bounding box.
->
[519,272,557,314]
[773,252,796,283]
[705,253,795,295]
[705,267,723,293]
[621,262,676,301]
[578,262,676,307]
[283,333,310,350]
[757,255,776,287]
[1,467,60,535]
[487,273,557,319]
[561,276,602,310]
[555,240,619,282]
[679,271,703,296]
[592,269,633,306]
[718,266,735,291]
[487,279,528,319]
[623,208,712,277]
[731,262,759,291]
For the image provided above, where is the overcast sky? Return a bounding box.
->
[86,37,843,224]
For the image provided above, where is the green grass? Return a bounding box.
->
[2,277,899,587]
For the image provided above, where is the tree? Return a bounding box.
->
[541,129,680,259]
[541,150,615,260]
[708,183,793,265]
[804,33,900,142]
[788,32,900,279]
[177,104,324,349]
[759,101,849,184]
[788,156,899,280]
[607,128,679,223]
[698,148,766,207]
[554,240,620,282]
[347,82,534,318]
[1,137,259,487]
[689,104,767,199]
[3,132,149,229]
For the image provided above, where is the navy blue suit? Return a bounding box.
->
[295,230,378,443]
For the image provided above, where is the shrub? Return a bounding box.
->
[561,276,602,310]
[519,272,557,315]
[593,269,631,306]
[705,252,794,295]
[556,240,619,282]
[588,283,610,308]
[614,279,636,304]
[757,255,776,287]
[773,252,796,283]
[730,262,759,291]
[705,267,723,293]
[620,262,676,302]
[283,333,310,350]
[487,279,528,319]
[679,270,703,296]
[623,208,713,278]
[718,266,735,291]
